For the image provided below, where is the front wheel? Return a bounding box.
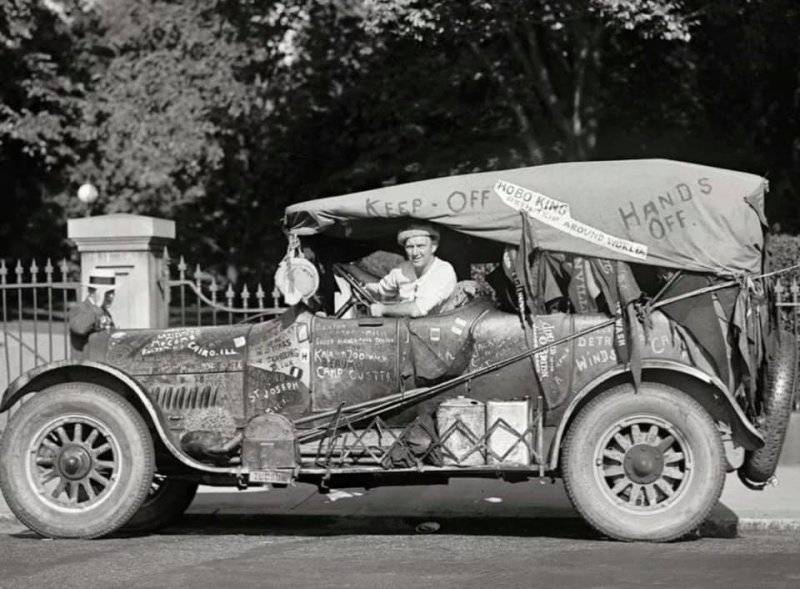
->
[562,383,725,542]
[0,383,155,539]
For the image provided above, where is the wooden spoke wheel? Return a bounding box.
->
[0,383,154,539]
[29,415,123,510]
[593,416,692,513]
[562,383,725,542]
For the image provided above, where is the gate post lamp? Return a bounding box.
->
[77,183,99,217]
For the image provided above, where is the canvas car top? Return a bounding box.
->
[284,159,767,276]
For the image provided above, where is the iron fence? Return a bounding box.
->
[163,249,286,327]
[0,258,81,429]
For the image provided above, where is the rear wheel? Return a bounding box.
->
[562,383,725,542]
[0,383,155,539]
[123,475,198,533]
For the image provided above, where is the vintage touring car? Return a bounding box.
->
[0,159,795,542]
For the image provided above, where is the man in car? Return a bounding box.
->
[365,223,457,317]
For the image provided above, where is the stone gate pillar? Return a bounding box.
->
[68,214,175,329]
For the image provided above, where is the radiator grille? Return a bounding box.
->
[150,386,219,410]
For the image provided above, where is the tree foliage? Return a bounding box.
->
[1,0,799,278]
[319,0,696,162]
[62,0,254,217]
[0,0,86,258]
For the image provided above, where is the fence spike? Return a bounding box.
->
[177,256,187,273]
[58,258,69,280]
[44,258,54,277]
[241,284,250,309]
[209,277,218,310]
[195,264,202,282]
[225,283,235,301]
[256,284,265,310]
[0,259,7,278]
[29,259,39,283]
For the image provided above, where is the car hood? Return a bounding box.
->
[89,324,253,375]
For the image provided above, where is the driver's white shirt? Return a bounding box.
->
[375,257,457,315]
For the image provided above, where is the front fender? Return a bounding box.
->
[547,359,765,470]
[1,360,238,475]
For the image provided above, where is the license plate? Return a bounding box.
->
[249,469,293,485]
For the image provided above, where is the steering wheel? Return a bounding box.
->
[333,263,378,318]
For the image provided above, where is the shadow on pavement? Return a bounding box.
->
[153,514,604,540]
[157,505,740,540]
[700,502,739,539]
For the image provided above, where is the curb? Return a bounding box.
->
[698,517,800,537]
[736,518,800,533]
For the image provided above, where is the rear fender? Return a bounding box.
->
[1,360,238,475]
[547,360,764,471]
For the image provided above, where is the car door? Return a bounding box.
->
[310,315,407,410]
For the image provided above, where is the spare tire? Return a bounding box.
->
[740,331,797,484]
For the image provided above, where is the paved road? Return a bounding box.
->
[1,519,799,589]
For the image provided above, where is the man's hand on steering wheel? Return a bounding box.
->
[337,264,377,303]
[333,263,378,317]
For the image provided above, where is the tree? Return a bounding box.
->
[684,0,800,229]
[62,0,253,218]
[304,0,697,163]
[0,0,87,258]
[5,0,799,278]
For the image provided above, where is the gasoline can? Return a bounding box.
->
[486,399,532,465]
[436,396,486,466]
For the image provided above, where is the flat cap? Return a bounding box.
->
[397,223,439,246]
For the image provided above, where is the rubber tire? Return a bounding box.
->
[562,383,726,542]
[741,331,798,484]
[0,383,155,539]
[123,477,198,534]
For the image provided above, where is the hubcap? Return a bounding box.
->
[624,444,665,484]
[28,417,120,511]
[593,416,693,513]
[57,446,93,480]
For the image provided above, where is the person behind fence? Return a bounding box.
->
[365,223,457,317]
[69,268,117,358]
